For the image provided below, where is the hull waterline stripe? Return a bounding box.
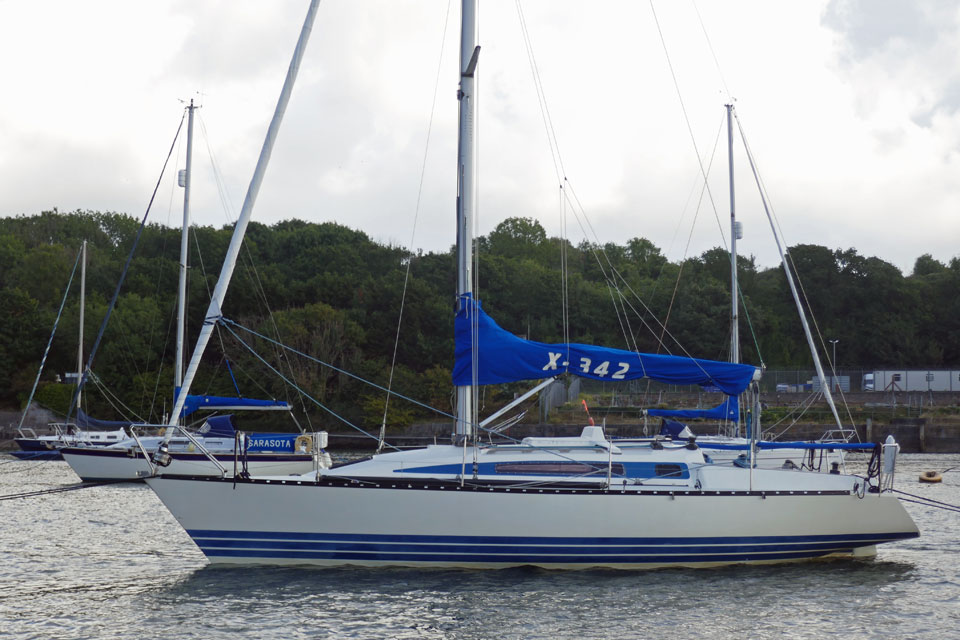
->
[190,539,904,556]
[185,529,917,547]
[194,548,872,564]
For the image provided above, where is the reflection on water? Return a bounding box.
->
[1,455,958,639]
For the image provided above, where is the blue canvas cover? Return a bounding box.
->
[658,418,690,438]
[453,295,757,396]
[647,395,739,421]
[178,391,290,418]
[197,415,237,438]
[75,409,133,429]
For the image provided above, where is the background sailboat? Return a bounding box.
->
[57,101,327,482]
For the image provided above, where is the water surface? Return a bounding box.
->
[1,454,957,639]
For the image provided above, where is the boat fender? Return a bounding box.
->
[882,435,899,477]
[319,452,333,469]
[295,434,313,453]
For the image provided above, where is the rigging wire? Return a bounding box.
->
[219,317,600,465]
[196,114,314,427]
[734,113,858,438]
[86,371,145,424]
[691,0,733,103]
[511,11,731,369]
[222,318,456,421]
[16,245,83,431]
[764,391,825,440]
[644,112,727,363]
[65,113,186,424]
[142,120,185,422]
[560,187,570,349]
[509,6,746,404]
[647,0,728,251]
[220,321,401,451]
[515,0,566,182]
[516,6,687,370]
[196,117,291,389]
[377,0,454,453]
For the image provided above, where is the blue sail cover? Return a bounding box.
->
[75,409,133,429]
[659,418,691,438]
[177,390,291,418]
[197,414,237,438]
[453,295,757,396]
[647,396,739,421]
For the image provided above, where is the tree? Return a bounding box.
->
[486,217,547,259]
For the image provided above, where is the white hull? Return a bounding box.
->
[61,447,317,482]
[145,472,917,569]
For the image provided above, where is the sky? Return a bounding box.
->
[1,0,958,274]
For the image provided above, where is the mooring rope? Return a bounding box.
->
[892,488,960,514]
[0,479,128,502]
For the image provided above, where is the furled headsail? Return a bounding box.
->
[453,295,757,396]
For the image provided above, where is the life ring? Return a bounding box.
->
[295,434,313,453]
[919,470,942,483]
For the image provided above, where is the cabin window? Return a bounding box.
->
[654,464,684,478]
[495,462,625,476]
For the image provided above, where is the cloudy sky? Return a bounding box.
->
[1,0,957,274]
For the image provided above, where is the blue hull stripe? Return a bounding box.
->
[62,449,311,463]
[184,529,918,563]
[194,540,896,555]
[195,549,871,564]
[186,529,915,546]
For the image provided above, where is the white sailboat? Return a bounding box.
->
[13,241,131,460]
[61,414,327,482]
[645,103,849,473]
[60,101,327,482]
[145,0,918,569]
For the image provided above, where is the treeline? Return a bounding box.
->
[1,210,957,430]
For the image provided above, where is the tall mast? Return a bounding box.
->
[168,0,321,425]
[455,0,479,439]
[76,240,86,413]
[726,104,739,366]
[174,99,196,420]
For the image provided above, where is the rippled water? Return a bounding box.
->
[1,453,958,639]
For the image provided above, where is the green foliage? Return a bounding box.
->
[32,382,75,415]
[0,210,958,430]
